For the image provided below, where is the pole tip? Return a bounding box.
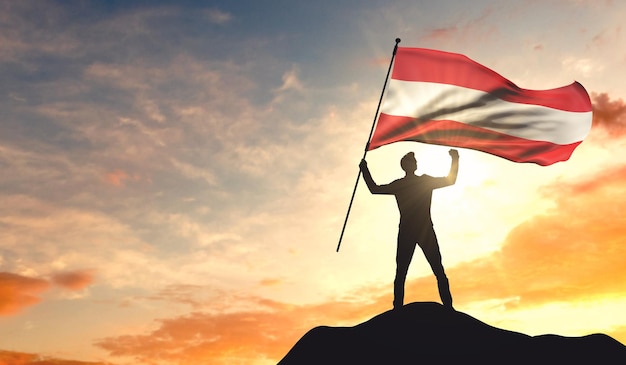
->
[395,38,401,44]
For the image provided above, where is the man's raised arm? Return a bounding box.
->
[446,149,460,185]
[359,159,393,195]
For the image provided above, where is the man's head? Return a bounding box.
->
[400,152,417,173]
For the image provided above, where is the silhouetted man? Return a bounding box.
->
[359,149,459,310]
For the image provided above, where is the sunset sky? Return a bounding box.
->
[1,1,626,364]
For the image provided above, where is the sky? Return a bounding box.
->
[0,0,625,364]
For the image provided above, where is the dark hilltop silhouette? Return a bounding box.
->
[278,302,626,364]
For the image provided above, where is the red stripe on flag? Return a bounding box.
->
[392,48,591,112]
[368,114,581,166]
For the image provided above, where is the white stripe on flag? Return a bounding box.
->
[381,79,592,145]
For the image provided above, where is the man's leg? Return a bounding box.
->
[394,233,417,310]
[419,229,453,308]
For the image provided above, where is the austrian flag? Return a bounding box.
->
[368,47,593,165]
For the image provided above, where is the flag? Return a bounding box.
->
[368,47,593,165]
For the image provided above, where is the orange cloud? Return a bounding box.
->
[105,169,128,186]
[370,56,391,67]
[591,93,626,136]
[104,169,140,187]
[259,278,282,287]
[0,272,49,316]
[95,296,392,365]
[0,349,111,365]
[423,26,459,41]
[51,269,95,291]
[420,8,494,44]
[145,284,208,309]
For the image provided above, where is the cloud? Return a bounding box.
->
[51,269,95,291]
[104,170,128,187]
[562,57,604,78]
[204,9,232,25]
[275,66,304,93]
[0,2,81,62]
[419,7,496,46]
[1,0,360,306]
[591,93,626,136]
[0,349,111,365]
[95,296,390,365]
[0,272,49,316]
[0,195,164,290]
[0,269,95,315]
[168,158,217,187]
[423,26,459,41]
[590,25,622,48]
[259,278,282,287]
[144,284,211,309]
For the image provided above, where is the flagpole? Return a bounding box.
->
[336,38,401,252]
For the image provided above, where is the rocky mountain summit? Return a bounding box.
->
[278,302,626,364]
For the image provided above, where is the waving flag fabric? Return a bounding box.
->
[368,47,593,165]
